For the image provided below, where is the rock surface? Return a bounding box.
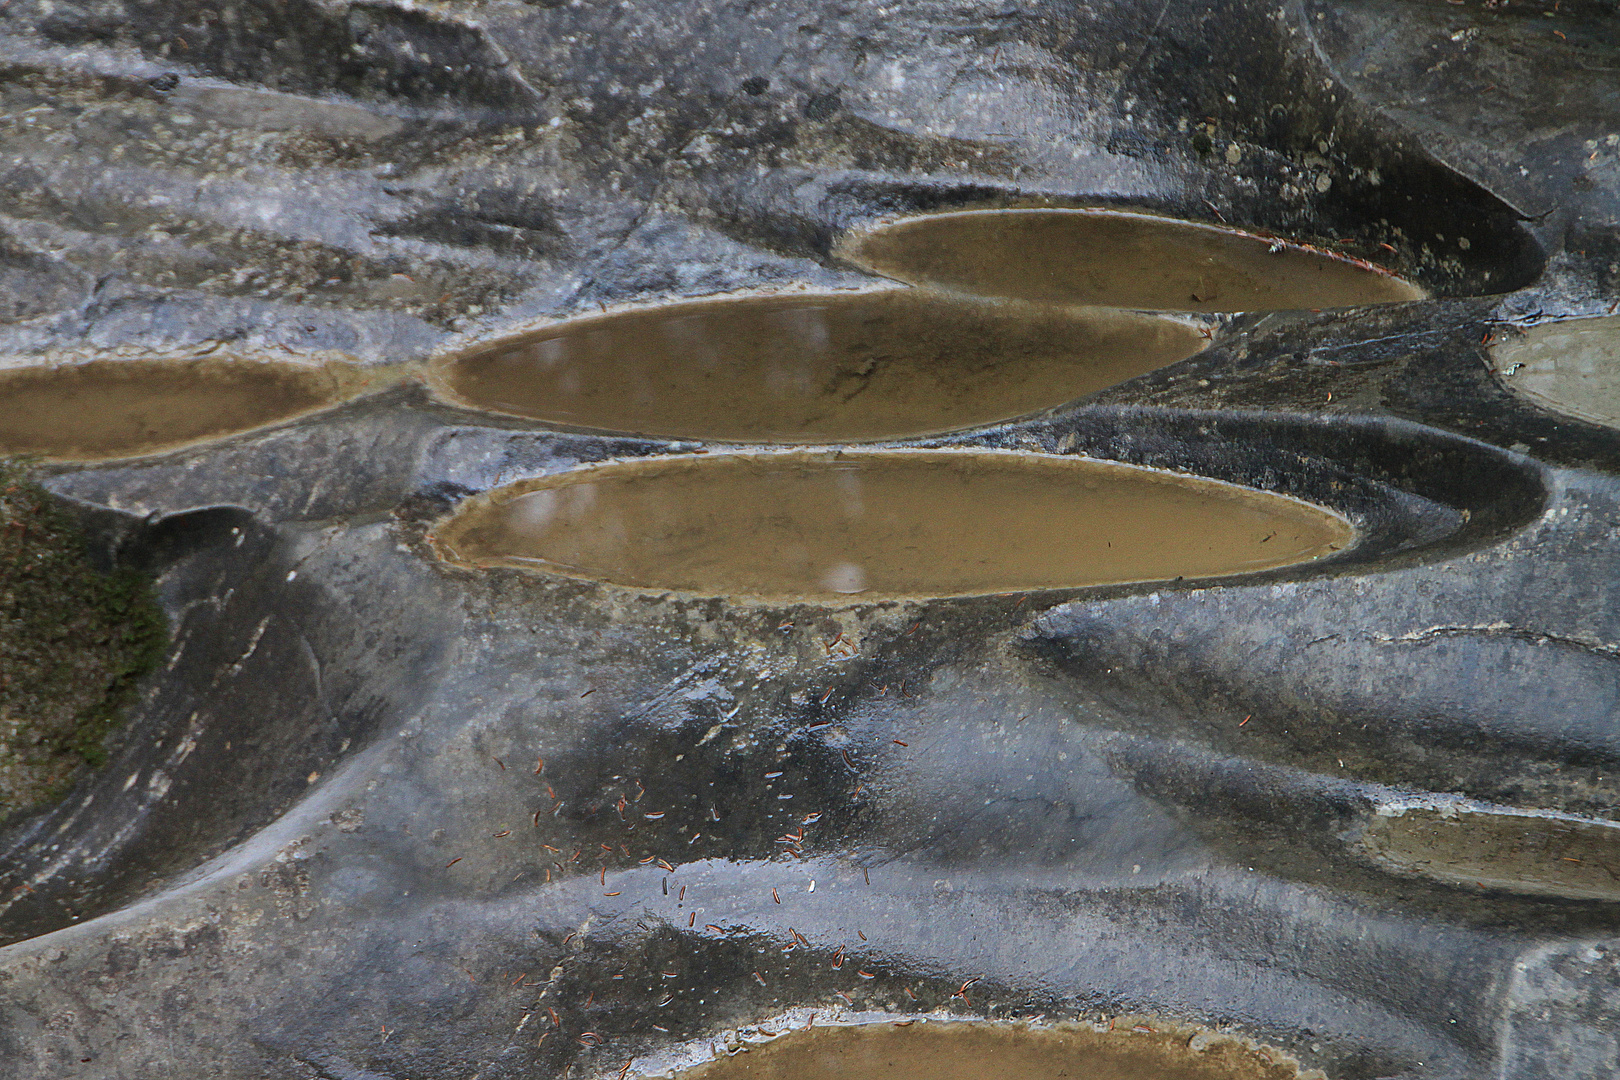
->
[0,1,1617,1078]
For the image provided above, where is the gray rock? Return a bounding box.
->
[0,1,1616,1077]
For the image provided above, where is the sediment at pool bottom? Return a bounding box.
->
[840,208,1425,313]
[0,358,381,461]
[435,290,1208,442]
[652,1021,1312,1080]
[433,451,1353,601]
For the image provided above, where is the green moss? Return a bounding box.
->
[0,458,167,816]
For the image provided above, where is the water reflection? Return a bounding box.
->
[658,1020,1309,1080]
[1364,802,1620,900]
[1489,314,1620,428]
[433,451,1354,601]
[840,209,1426,312]
[435,291,1209,442]
[0,358,376,461]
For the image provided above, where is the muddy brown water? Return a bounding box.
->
[658,1022,1308,1080]
[1363,806,1620,901]
[434,291,1209,442]
[1488,315,1620,429]
[433,451,1353,601]
[840,209,1425,313]
[0,358,379,461]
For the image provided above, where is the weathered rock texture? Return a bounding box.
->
[0,1,1617,1078]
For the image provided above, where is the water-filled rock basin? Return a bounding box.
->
[657,1021,1307,1080]
[0,358,373,461]
[1489,315,1620,428]
[434,291,1209,442]
[1363,803,1620,901]
[840,209,1425,313]
[432,451,1354,602]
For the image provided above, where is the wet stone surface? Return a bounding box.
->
[0,1,1614,1078]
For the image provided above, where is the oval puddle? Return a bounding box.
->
[1363,804,1620,901]
[434,291,1209,442]
[0,358,375,462]
[839,209,1425,313]
[1489,315,1620,428]
[652,1021,1310,1080]
[433,451,1353,601]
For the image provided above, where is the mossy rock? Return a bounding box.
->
[0,459,166,816]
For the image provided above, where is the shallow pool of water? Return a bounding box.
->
[658,1021,1306,1080]
[1363,804,1620,901]
[433,451,1353,601]
[1489,315,1620,428]
[435,291,1208,442]
[0,358,374,461]
[840,209,1425,313]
